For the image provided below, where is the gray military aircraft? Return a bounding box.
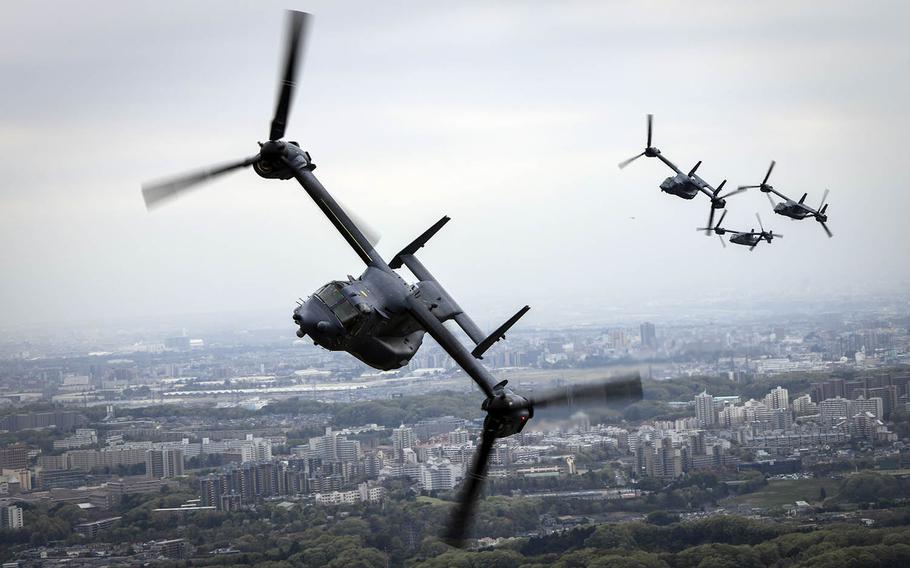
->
[698,211,783,251]
[618,114,747,232]
[140,10,643,547]
[737,161,832,237]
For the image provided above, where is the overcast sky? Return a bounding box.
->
[1,0,908,331]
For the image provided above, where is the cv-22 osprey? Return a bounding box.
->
[618,114,747,232]
[698,211,782,251]
[738,161,833,237]
[140,10,644,547]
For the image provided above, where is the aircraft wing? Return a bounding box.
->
[285,159,389,270]
[405,294,498,398]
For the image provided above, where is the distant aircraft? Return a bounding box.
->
[738,161,833,237]
[619,114,747,233]
[698,211,783,251]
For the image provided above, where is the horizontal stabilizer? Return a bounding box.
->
[471,305,531,359]
[390,216,450,269]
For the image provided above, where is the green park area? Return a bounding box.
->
[723,477,840,510]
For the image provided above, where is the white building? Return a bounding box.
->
[393,426,415,451]
[695,391,716,428]
[1,505,23,529]
[764,386,790,410]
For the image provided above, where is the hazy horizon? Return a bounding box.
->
[2,0,909,332]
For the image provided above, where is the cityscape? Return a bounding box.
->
[1,297,909,566]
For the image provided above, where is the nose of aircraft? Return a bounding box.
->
[292,299,343,343]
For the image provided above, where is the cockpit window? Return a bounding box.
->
[316,283,345,307]
[315,283,362,329]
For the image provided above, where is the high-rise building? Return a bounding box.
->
[640,322,657,349]
[810,379,845,403]
[743,399,771,423]
[764,386,790,410]
[145,449,184,479]
[0,445,28,470]
[695,391,716,428]
[792,394,817,416]
[867,386,898,418]
[393,426,415,452]
[1,505,23,529]
[819,397,851,423]
[850,396,884,420]
[307,428,360,463]
[770,408,793,430]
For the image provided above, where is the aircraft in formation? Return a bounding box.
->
[698,211,783,250]
[619,115,833,246]
[140,11,643,547]
[738,161,833,237]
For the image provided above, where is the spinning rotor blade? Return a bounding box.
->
[338,199,382,247]
[749,243,758,251]
[718,235,727,248]
[818,188,829,211]
[766,192,777,207]
[688,161,702,177]
[737,185,761,190]
[443,429,496,547]
[821,222,833,238]
[528,374,643,410]
[712,179,727,197]
[762,160,776,185]
[715,209,727,229]
[141,155,260,209]
[755,212,764,232]
[718,187,746,200]
[646,114,653,147]
[704,206,716,235]
[618,151,645,169]
[269,11,311,141]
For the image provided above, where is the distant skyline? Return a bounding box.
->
[2,1,909,331]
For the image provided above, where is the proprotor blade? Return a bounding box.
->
[821,222,833,238]
[443,430,496,547]
[646,114,653,147]
[716,210,727,229]
[618,151,645,169]
[755,212,764,232]
[269,11,311,141]
[762,160,776,185]
[338,199,382,247]
[529,373,642,410]
[818,188,829,210]
[705,206,716,236]
[718,187,746,200]
[141,155,260,210]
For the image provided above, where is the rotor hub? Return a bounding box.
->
[644,147,660,158]
[260,140,286,161]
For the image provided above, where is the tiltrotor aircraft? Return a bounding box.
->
[618,114,747,232]
[738,161,833,237]
[698,211,782,250]
[140,11,643,547]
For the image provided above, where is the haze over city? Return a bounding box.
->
[2,0,909,331]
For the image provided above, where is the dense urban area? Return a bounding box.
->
[2,297,910,567]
